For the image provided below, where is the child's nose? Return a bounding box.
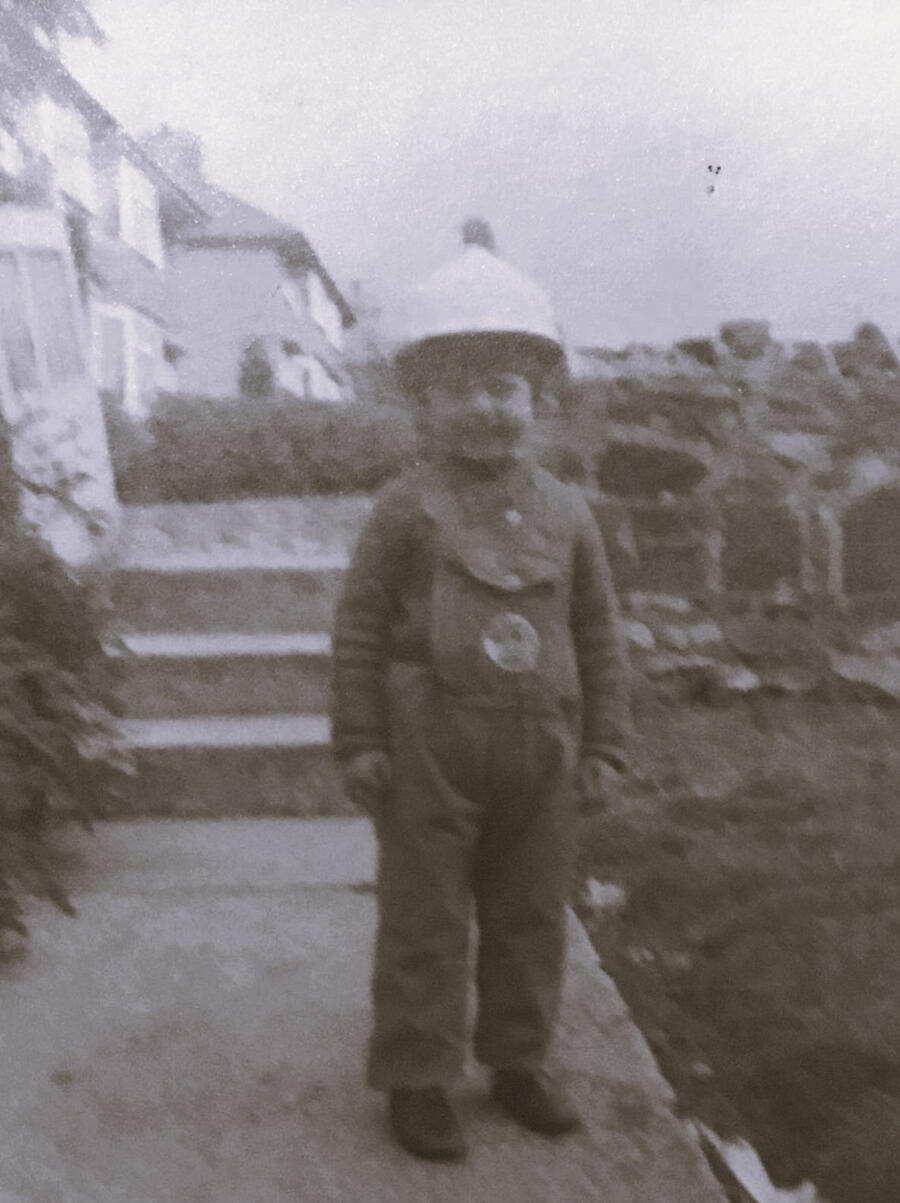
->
[468,387,496,414]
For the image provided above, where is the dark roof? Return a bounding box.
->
[191,191,295,241]
[173,188,355,328]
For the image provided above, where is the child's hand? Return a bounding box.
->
[577,756,624,809]
[341,750,392,816]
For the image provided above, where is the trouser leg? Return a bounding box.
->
[366,670,479,1090]
[472,709,579,1071]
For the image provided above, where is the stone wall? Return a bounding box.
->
[566,320,900,700]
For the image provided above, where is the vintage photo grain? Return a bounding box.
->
[1,2,898,1200]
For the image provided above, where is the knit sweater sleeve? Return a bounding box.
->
[329,479,416,762]
[569,489,632,769]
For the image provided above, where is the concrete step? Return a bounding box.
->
[112,559,347,633]
[113,632,332,717]
[114,714,351,817]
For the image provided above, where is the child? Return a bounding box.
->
[330,222,630,1161]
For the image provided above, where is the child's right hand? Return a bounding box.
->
[341,750,392,816]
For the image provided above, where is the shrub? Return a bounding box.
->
[111,393,418,503]
[237,338,275,400]
[100,390,155,494]
[0,430,124,949]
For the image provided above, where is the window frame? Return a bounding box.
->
[92,307,127,402]
[0,238,88,407]
[90,299,164,418]
[24,247,85,385]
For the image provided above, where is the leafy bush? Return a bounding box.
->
[0,432,124,949]
[110,393,418,503]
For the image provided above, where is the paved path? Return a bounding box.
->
[0,820,726,1203]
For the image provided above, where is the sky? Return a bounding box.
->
[64,0,900,349]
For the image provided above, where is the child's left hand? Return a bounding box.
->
[577,756,624,807]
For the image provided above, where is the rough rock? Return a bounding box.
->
[719,320,772,361]
[720,504,804,593]
[828,652,900,703]
[597,426,711,498]
[842,488,900,596]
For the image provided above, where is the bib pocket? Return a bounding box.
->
[428,541,580,706]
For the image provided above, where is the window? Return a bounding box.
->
[134,315,161,410]
[0,247,88,400]
[26,250,83,383]
[307,271,343,350]
[33,96,96,212]
[118,160,163,267]
[96,163,122,238]
[91,303,163,417]
[0,126,25,178]
[0,251,38,397]
[96,314,125,401]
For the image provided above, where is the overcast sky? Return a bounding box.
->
[65,0,900,348]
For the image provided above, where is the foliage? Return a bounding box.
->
[3,1,100,41]
[0,424,124,949]
[0,1,101,121]
[237,339,275,401]
[109,393,418,503]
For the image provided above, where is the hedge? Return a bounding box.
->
[0,430,124,949]
[109,393,419,504]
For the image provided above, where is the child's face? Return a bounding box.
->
[423,366,535,467]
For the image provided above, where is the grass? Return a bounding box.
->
[579,692,900,1203]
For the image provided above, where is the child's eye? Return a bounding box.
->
[483,377,517,400]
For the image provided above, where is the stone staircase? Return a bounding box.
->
[110,553,353,816]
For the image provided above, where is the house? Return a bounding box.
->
[141,127,356,403]
[0,13,190,560]
[0,19,204,420]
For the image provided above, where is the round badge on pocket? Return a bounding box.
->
[481,611,541,673]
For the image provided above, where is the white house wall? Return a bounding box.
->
[19,93,97,213]
[276,350,342,402]
[308,356,341,401]
[169,245,348,400]
[117,158,163,267]
[307,268,343,352]
[167,245,287,397]
[0,206,119,565]
[0,126,27,178]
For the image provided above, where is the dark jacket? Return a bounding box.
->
[330,460,631,767]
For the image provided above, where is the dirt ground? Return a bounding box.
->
[580,691,900,1203]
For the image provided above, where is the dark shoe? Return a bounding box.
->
[491,1069,582,1136]
[388,1086,467,1162]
